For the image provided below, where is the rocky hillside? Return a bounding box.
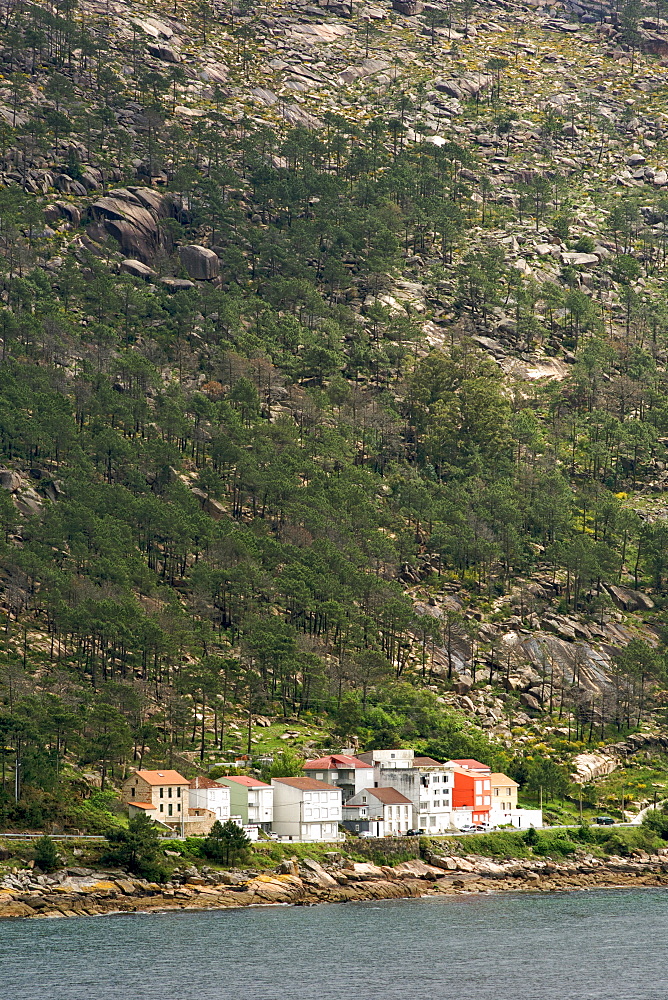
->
[1,0,668,826]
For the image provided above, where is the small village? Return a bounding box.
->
[122,750,542,842]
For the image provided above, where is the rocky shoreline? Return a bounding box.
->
[3,850,668,920]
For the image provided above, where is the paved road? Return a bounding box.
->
[0,833,106,840]
[629,798,668,826]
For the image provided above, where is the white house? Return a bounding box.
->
[354,749,455,833]
[413,756,456,833]
[357,748,414,770]
[218,776,273,832]
[189,776,230,823]
[271,777,342,841]
[488,773,542,829]
[343,786,413,837]
[303,754,375,802]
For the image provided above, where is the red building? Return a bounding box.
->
[450,759,492,827]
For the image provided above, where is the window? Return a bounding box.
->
[475,796,482,806]
[160,804,163,813]
[177,804,181,812]
[160,787,164,798]
[390,753,395,759]
[443,776,449,784]
[434,800,440,808]
[362,795,367,803]
[177,787,181,798]
[484,796,490,806]
[494,788,499,796]
[483,780,490,791]
[317,773,324,780]
[355,824,360,831]
[475,780,482,793]
[331,772,338,779]
[433,776,439,783]
[131,788,135,798]
[430,816,436,826]
[168,787,172,798]
[168,804,173,816]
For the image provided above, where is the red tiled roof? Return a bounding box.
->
[273,777,339,791]
[220,775,271,788]
[413,756,444,767]
[365,786,412,805]
[133,769,188,785]
[189,776,224,789]
[128,802,155,810]
[450,759,490,771]
[304,754,372,770]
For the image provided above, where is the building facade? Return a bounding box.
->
[356,748,455,833]
[303,754,374,802]
[449,759,493,828]
[217,776,273,831]
[271,777,342,841]
[413,756,455,833]
[343,786,413,837]
[189,776,231,823]
[122,769,217,835]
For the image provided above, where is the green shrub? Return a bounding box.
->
[533,830,575,857]
[573,235,596,253]
[574,822,594,843]
[33,835,60,873]
[523,827,539,847]
[461,831,531,858]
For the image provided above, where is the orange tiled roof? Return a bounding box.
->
[133,769,188,785]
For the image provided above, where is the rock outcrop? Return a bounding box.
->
[179,245,220,281]
[88,188,171,263]
[4,849,668,919]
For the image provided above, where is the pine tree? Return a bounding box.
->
[202,820,251,866]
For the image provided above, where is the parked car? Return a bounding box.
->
[405,828,426,836]
[458,825,478,833]
[594,815,615,825]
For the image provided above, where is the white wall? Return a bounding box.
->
[189,785,230,822]
[272,783,342,841]
[353,768,375,796]
[490,807,543,830]
[417,767,454,832]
